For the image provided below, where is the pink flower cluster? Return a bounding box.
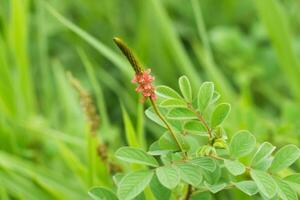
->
[131,69,157,102]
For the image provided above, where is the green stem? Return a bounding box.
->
[150,98,186,157]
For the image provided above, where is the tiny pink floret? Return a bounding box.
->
[131,69,157,102]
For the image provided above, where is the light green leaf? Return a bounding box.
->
[148,141,172,156]
[284,174,300,187]
[184,121,206,134]
[251,142,276,167]
[88,187,118,200]
[158,132,189,151]
[269,144,300,173]
[167,108,197,120]
[118,170,154,200]
[275,178,297,200]
[177,163,203,187]
[156,165,180,189]
[250,170,277,199]
[210,103,231,127]
[115,147,158,167]
[145,107,166,128]
[197,82,214,112]
[150,174,171,200]
[179,76,192,102]
[230,130,256,158]
[233,181,258,196]
[224,159,246,176]
[253,157,273,171]
[156,86,182,99]
[160,99,186,108]
[205,182,226,193]
[190,157,216,172]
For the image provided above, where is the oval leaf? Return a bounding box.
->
[233,181,258,196]
[177,163,203,187]
[190,157,216,172]
[160,99,186,108]
[156,165,180,189]
[179,76,192,102]
[275,178,297,200]
[88,187,118,200]
[269,144,300,173]
[250,169,277,199]
[230,130,256,158]
[115,147,158,167]
[184,121,207,134]
[251,142,276,167]
[156,86,182,99]
[167,108,197,120]
[224,159,246,176]
[210,103,231,128]
[197,82,214,112]
[118,170,154,200]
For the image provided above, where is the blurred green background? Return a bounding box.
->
[0,0,300,199]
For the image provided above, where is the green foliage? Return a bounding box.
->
[269,145,300,173]
[117,170,153,200]
[88,187,118,200]
[107,76,300,200]
[229,130,256,158]
[1,0,300,199]
[115,147,158,167]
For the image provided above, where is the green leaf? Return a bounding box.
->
[148,141,172,156]
[179,76,192,102]
[210,103,231,127]
[251,142,276,167]
[202,164,221,185]
[275,178,297,200]
[158,132,189,151]
[160,99,186,108]
[233,181,258,196]
[224,159,246,176]
[191,192,212,200]
[118,170,154,200]
[88,187,118,200]
[156,86,182,99]
[150,174,171,200]
[197,82,214,112]
[145,107,166,128]
[190,157,216,172]
[205,182,226,193]
[184,121,206,134]
[156,165,180,189]
[269,144,300,173]
[284,174,300,187]
[250,169,277,199]
[115,147,158,167]
[167,108,197,120]
[177,163,203,187]
[229,130,256,158]
[253,157,273,171]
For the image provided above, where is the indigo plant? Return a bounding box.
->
[87,39,300,200]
